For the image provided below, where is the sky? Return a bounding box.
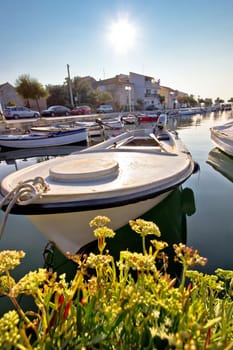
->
[1,0,233,102]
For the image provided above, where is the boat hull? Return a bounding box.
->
[27,192,170,254]
[138,114,158,123]
[210,121,233,156]
[0,128,88,148]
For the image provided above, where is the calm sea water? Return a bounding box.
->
[175,111,233,274]
[0,111,233,297]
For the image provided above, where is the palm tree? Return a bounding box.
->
[15,74,48,111]
[215,97,224,104]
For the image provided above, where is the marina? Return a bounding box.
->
[0,111,233,287]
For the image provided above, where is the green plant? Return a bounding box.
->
[0,216,233,349]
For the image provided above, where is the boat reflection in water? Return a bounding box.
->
[207,147,233,183]
[51,186,196,282]
[0,144,86,171]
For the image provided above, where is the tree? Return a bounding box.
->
[188,95,198,107]
[15,74,48,111]
[176,95,198,107]
[215,97,224,104]
[46,84,70,107]
[203,98,213,107]
[72,76,93,105]
[87,88,113,109]
[177,95,190,107]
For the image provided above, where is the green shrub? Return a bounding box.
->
[0,216,233,349]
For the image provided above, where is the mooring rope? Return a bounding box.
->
[0,176,49,240]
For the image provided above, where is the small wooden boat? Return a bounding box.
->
[76,118,124,142]
[95,117,123,131]
[0,126,88,149]
[30,125,76,135]
[210,120,233,156]
[119,114,139,125]
[0,118,195,254]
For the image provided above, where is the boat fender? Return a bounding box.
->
[193,161,200,174]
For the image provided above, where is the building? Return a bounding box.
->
[94,74,131,111]
[0,82,46,111]
[95,72,161,111]
[129,72,161,110]
[159,86,188,109]
[0,82,23,107]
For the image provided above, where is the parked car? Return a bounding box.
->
[4,106,40,119]
[145,104,158,111]
[96,105,113,113]
[41,105,71,117]
[71,105,91,115]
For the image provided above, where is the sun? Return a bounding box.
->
[107,16,138,54]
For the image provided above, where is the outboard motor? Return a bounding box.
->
[157,113,167,130]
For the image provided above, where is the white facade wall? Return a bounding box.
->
[129,72,160,109]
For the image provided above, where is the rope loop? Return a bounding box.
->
[0,176,50,240]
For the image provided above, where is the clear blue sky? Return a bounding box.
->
[1,0,233,101]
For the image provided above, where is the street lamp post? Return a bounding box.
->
[125,86,132,112]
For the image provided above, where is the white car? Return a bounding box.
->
[96,105,113,113]
[4,106,40,119]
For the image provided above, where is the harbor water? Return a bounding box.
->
[0,111,233,313]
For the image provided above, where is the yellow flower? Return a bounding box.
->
[12,268,53,296]
[118,251,156,272]
[129,219,161,237]
[0,275,16,294]
[0,250,25,274]
[0,310,20,348]
[89,216,111,227]
[93,227,115,239]
[151,240,168,251]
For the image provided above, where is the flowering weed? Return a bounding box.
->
[0,216,233,349]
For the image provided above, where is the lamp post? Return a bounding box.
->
[125,86,132,112]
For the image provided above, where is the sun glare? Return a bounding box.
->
[107,16,138,54]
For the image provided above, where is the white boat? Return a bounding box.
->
[29,125,79,135]
[0,120,195,255]
[0,126,88,149]
[210,120,233,156]
[119,113,139,125]
[178,108,200,116]
[207,147,233,183]
[76,118,124,142]
[95,117,124,135]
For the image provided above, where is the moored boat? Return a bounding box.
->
[119,113,139,125]
[210,120,233,156]
[137,113,159,123]
[178,108,201,116]
[76,118,124,143]
[0,117,195,255]
[0,126,88,149]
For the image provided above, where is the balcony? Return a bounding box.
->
[145,93,160,98]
